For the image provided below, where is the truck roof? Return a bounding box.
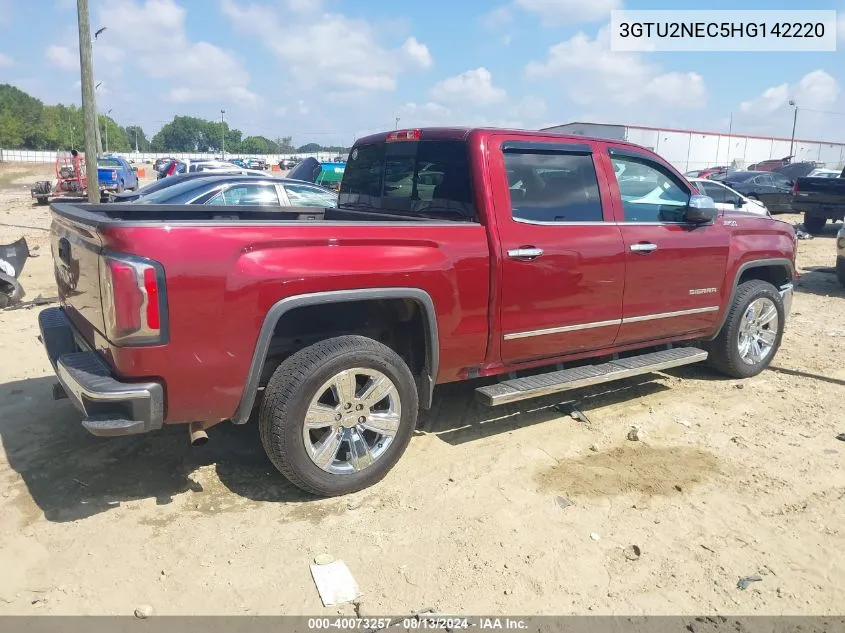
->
[353,126,647,152]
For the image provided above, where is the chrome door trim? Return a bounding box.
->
[503,306,720,340]
[503,318,622,341]
[507,247,544,259]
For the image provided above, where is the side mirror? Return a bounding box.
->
[685,194,717,224]
[736,198,745,207]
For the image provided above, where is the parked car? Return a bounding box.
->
[243,157,267,170]
[159,159,255,180]
[774,161,821,181]
[837,225,845,286]
[287,157,346,191]
[278,158,298,170]
[97,155,138,194]
[39,126,796,497]
[154,157,175,172]
[132,175,338,207]
[685,166,728,180]
[689,178,769,216]
[748,156,792,172]
[109,169,269,203]
[791,172,845,233]
[720,170,794,213]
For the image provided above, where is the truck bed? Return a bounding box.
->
[50,203,465,225]
[792,176,845,213]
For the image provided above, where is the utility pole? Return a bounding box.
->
[395,117,400,130]
[220,109,226,159]
[104,108,112,153]
[134,127,138,152]
[788,100,799,159]
[77,0,100,203]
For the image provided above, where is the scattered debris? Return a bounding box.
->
[72,478,89,488]
[555,403,591,425]
[310,559,360,607]
[627,427,640,442]
[737,575,763,590]
[734,384,745,390]
[346,499,363,511]
[134,605,154,619]
[314,554,334,566]
[676,419,691,428]
[555,496,573,510]
[700,544,717,554]
[795,229,814,240]
[836,433,845,442]
[590,532,601,541]
[622,545,642,561]
[589,444,599,452]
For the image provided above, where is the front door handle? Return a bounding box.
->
[507,247,544,261]
[630,243,658,254]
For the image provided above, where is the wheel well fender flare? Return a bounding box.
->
[707,258,794,340]
[231,287,440,424]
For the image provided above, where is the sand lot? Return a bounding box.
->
[0,162,843,616]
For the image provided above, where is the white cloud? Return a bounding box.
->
[430,67,507,105]
[481,6,513,29]
[526,26,705,111]
[45,45,77,70]
[98,0,259,105]
[740,70,839,115]
[221,0,431,93]
[402,37,433,69]
[515,0,621,25]
[0,53,13,67]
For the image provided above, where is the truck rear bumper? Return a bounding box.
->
[38,307,164,437]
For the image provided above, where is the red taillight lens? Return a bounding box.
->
[792,181,798,195]
[143,267,160,330]
[107,260,143,336]
[386,129,421,142]
[100,254,166,345]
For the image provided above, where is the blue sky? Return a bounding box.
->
[0,0,843,145]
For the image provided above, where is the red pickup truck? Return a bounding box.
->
[40,127,797,496]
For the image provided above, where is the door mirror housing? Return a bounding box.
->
[736,198,745,207]
[685,194,718,224]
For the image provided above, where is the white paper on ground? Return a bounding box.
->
[309,560,360,607]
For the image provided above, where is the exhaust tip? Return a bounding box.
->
[189,422,209,447]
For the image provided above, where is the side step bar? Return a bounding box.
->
[475,347,708,407]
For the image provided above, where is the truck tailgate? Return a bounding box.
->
[51,213,106,342]
[97,168,119,185]
[794,177,845,205]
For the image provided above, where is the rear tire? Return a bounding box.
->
[116,180,125,194]
[707,279,784,379]
[837,257,845,287]
[259,335,418,497]
[36,197,48,206]
[803,213,826,234]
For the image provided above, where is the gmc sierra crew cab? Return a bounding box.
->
[39,127,797,497]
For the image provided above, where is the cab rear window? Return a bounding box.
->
[339,140,476,221]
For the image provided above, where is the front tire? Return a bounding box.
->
[707,279,784,378]
[259,335,419,496]
[803,213,826,234]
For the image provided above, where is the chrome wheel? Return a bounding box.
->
[738,298,779,365]
[303,368,402,475]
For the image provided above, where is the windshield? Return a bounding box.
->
[339,139,476,221]
[98,157,122,167]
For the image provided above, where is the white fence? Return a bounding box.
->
[0,149,347,165]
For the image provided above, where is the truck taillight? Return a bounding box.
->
[792,181,798,195]
[386,129,421,142]
[100,253,167,346]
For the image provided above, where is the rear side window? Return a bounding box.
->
[504,149,603,223]
[339,140,476,221]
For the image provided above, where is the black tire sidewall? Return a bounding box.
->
[837,257,845,287]
[804,213,826,234]
[721,281,784,378]
[263,339,418,495]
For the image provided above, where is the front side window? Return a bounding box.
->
[610,156,690,223]
[504,150,603,223]
[206,184,280,206]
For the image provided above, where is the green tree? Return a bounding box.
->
[0,84,44,148]
[240,135,280,154]
[123,125,151,152]
[296,142,322,153]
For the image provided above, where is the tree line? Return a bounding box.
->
[0,84,347,154]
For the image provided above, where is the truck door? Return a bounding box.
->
[601,147,730,346]
[493,139,626,364]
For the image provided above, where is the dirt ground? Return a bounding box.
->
[0,162,843,616]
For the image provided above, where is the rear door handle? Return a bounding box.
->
[630,243,658,254]
[507,247,544,260]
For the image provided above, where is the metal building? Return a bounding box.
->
[540,122,845,174]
